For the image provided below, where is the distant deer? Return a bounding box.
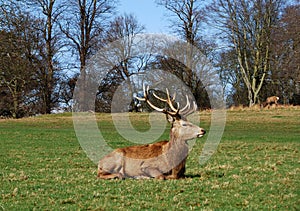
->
[97,86,206,179]
[261,96,279,108]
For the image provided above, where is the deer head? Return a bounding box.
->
[136,85,205,142]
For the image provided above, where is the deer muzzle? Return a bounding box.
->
[197,129,206,138]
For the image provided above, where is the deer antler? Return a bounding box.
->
[135,85,175,115]
[136,85,197,118]
[152,88,179,115]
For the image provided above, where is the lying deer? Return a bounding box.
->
[97,86,206,179]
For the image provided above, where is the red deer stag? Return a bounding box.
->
[262,96,279,108]
[97,86,206,179]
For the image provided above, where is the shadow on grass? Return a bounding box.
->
[185,172,225,179]
[185,174,202,179]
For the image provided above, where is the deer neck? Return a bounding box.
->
[165,129,189,162]
[169,129,188,148]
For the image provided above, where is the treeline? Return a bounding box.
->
[0,0,299,118]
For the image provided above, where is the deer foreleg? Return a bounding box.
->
[140,167,165,179]
[97,168,124,179]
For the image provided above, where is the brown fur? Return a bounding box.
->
[114,141,167,158]
[266,96,279,104]
[261,96,279,108]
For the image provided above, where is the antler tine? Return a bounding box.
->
[135,84,146,101]
[152,88,179,114]
[179,95,197,117]
[152,92,167,102]
[165,89,179,113]
[180,95,191,112]
[188,101,197,115]
[152,89,176,103]
[136,85,180,116]
[172,92,176,101]
[135,85,165,113]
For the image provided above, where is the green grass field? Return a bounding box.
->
[1,108,299,210]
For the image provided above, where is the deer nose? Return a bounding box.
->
[201,129,206,135]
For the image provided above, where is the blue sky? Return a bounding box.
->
[117,0,169,33]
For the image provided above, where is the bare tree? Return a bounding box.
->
[269,3,300,104]
[0,31,30,118]
[216,49,248,106]
[59,0,116,111]
[156,0,215,108]
[156,0,205,45]
[208,0,283,106]
[26,0,64,114]
[157,0,205,80]
[0,3,40,117]
[95,14,149,112]
[104,14,145,80]
[58,73,78,111]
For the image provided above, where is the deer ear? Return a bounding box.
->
[166,114,175,123]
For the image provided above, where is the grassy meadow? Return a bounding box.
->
[0,107,299,210]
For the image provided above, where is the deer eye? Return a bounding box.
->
[182,123,188,126]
